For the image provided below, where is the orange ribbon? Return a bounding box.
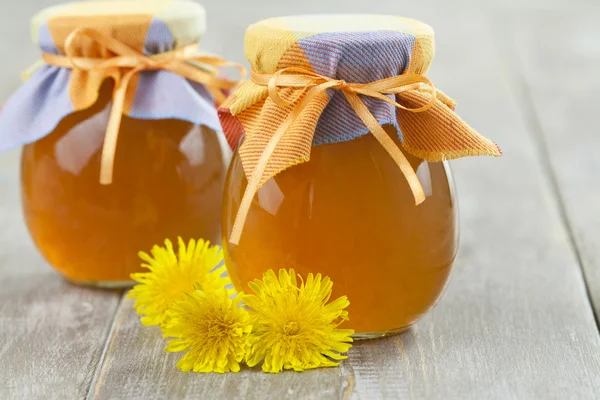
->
[229,67,438,245]
[42,27,245,185]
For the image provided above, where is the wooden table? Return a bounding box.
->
[2,1,600,399]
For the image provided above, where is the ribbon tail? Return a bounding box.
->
[167,62,239,105]
[228,113,294,245]
[229,83,334,245]
[343,91,426,205]
[99,72,135,185]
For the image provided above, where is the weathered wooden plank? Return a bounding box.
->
[0,149,123,399]
[90,6,600,400]
[506,9,600,323]
[89,298,349,400]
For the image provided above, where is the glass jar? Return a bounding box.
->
[218,15,500,336]
[0,0,237,286]
[21,82,230,286]
[223,127,457,336]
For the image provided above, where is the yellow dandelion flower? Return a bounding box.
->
[244,269,354,373]
[128,237,231,326]
[163,289,251,373]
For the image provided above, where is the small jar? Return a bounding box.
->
[219,15,500,337]
[0,1,236,286]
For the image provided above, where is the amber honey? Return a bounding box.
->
[21,83,230,285]
[222,126,457,335]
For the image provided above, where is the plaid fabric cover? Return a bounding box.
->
[0,0,221,150]
[218,15,501,188]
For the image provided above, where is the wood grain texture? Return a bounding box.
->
[0,149,123,399]
[88,6,600,400]
[506,9,600,322]
[90,298,350,400]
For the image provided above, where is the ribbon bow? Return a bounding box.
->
[42,27,245,184]
[229,67,440,244]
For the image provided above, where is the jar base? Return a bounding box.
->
[352,325,411,340]
[66,278,135,289]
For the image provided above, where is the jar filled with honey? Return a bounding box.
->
[0,1,239,286]
[219,15,501,337]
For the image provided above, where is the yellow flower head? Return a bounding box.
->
[163,289,251,373]
[128,237,231,326]
[244,269,354,373]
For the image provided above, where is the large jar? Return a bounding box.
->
[219,15,500,336]
[0,0,236,286]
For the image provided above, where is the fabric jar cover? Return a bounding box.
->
[0,0,222,151]
[218,15,502,190]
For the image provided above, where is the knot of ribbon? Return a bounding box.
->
[42,27,245,184]
[229,67,439,244]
